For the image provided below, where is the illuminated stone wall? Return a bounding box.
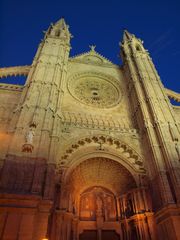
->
[0,19,180,240]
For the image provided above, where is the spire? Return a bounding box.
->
[54,18,68,30]
[48,18,72,42]
[123,30,134,42]
[120,30,145,61]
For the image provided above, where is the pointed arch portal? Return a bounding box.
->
[55,154,153,240]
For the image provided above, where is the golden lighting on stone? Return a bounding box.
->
[0,18,180,240]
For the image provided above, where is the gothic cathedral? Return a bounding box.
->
[0,18,180,240]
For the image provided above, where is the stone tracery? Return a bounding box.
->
[68,71,122,108]
[58,135,145,173]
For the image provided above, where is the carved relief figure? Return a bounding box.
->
[25,128,35,144]
[96,196,103,213]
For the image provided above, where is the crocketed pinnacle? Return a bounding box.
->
[47,17,72,42]
[54,18,68,31]
[123,30,134,41]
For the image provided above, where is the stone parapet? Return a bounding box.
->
[0,65,30,78]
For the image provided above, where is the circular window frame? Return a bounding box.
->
[67,71,122,108]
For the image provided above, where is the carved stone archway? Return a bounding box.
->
[57,135,146,178]
[53,154,153,240]
[59,156,137,240]
[51,135,154,240]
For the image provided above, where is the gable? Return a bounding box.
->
[69,46,116,67]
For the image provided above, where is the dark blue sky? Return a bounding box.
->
[0,0,180,93]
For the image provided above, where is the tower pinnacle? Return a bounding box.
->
[54,18,68,30]
[48,18,72,42]
[123,30,134,41]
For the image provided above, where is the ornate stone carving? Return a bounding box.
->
[165,88,180,103]
[61,111,134,132]
[58,135,144,173]
[67,157,137,196]
[0,65,30,78]
[69,47,116,67]
[25,128,35,144]
[0,83,23,92]
[68,72,122,108]
[22,123,36,153]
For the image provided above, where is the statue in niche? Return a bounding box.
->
[22,125,35,153]
[96,195,104,229]
[96,196,102,210]
[125,198,134,217]
[105,195,116,220]
[25,128,34,144]
[96,196,103,218]
[84,197,89,209]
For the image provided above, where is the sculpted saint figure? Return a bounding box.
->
[96,196,103,212]
[25,128,34,144]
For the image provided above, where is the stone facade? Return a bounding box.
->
[0,18,180,240]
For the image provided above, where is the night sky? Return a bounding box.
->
[0,0,180,94]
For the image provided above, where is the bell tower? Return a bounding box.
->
[9,18,71,162]
[0,18,72,240]
[120,30,180,238]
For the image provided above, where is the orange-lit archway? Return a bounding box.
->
[49,156,155,240]
[67,157,137,196]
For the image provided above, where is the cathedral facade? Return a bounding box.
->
[0,18,180,240]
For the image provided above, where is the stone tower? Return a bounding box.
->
[0,19,180,240]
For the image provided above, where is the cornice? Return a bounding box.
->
[0,65,31,78]
[0,83,23,92]
[69,48,118,68]
[165,88,180,103]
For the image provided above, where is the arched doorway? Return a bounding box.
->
[79,186,117,222]
[79,186,121,240]
[60,157,136,240]
[51,156,155,240]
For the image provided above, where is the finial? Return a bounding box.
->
[89,45,96,51]
[123,30,133,41]
[97,141,105,151]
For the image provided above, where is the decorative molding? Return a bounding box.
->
[0,83,23,92]
[58,135,144,172]
[69,48,117,67]
[165,88,180,103]
[0,65,31,78]
[60,111,135,133]
[67,71,122,108]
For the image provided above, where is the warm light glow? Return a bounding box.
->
[42,238,48,240]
